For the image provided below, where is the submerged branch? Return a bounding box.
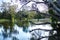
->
[29,21,51,25]
[29,28,55,32]
[39,34,60,39]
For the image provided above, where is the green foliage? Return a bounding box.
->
[26,11,36,19]
[16,11,27,19]
[49,9,58,28]
[16,18,29,27]
[1,10,11,19]
[54,2,60,8]
[17,11,36,19]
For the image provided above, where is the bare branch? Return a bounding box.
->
[20,1,31,9]
[50,0,60,12]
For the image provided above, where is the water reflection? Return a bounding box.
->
[0,20,57,40]
[0,19,32,40]
[0,24,32,40]
[29,24,53,40]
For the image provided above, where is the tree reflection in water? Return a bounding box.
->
[0,20,58,40]
[0,20,30,40]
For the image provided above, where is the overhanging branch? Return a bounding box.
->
[50,0,60,13]
[20,1,31,9]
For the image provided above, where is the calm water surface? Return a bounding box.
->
[0,24,53,40]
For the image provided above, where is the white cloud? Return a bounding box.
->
[0,0,48,12]
[37,3,48,13]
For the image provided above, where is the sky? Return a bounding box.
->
[0,0,22,12]
[0,0,48,13]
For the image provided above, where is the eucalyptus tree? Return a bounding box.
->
[8,5,17,25]
[0,1,18,35]
[1,1,17,23]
